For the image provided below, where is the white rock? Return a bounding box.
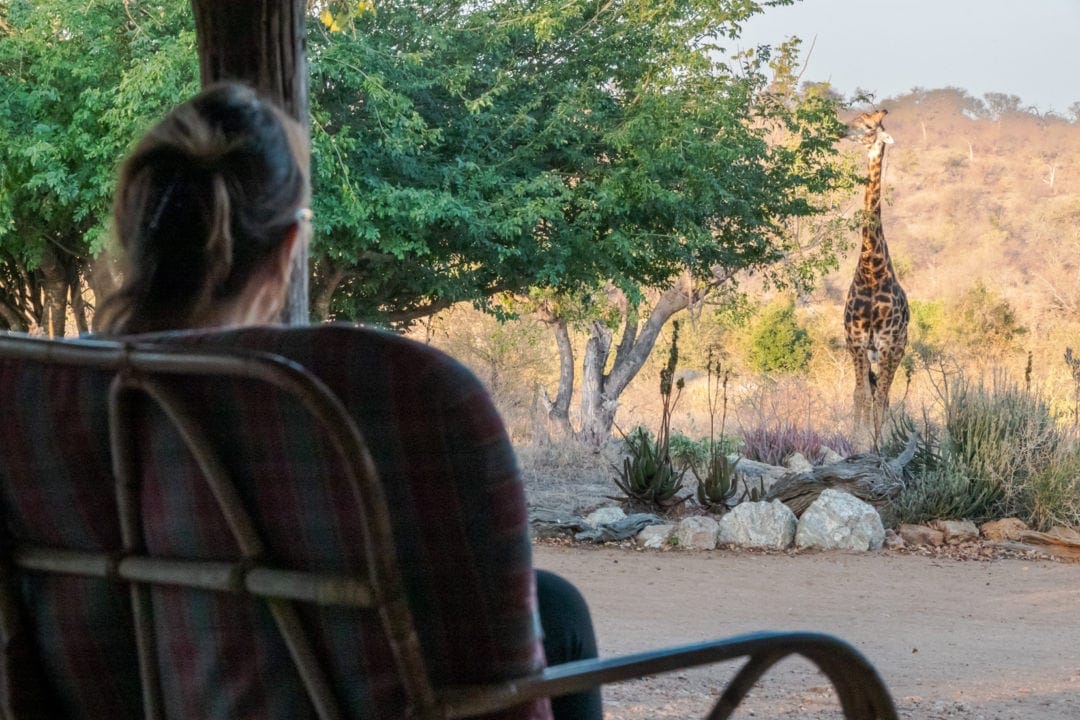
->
[676,516,720,550]
[785,452,814,473]
[636,524,675,549]
[819,445,845,464]
[584,506,627,527]
[717,500,796,549]
[795,489,885,551]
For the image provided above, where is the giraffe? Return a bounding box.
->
[844,109,909,452]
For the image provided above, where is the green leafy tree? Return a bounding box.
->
[301,1,856,444]
[0,0,197,334]
[907,299,947,362]
[746,297,812,373]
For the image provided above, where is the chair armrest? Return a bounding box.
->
[438,631,897,720]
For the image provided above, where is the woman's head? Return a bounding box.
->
[95,81,310,335]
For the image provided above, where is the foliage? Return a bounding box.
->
[1065,347,1080,429]
[879,410,942,478]
[308,0,854,324]
[695,450,741,511]
[739,422,852,466]
[0,0,198,331]
[906,299,948,364]
[943,375,1059,517]
[656,321,684,451]
[891,372,1078,528]
[740,475,767,503]
[1024,449,1080,531]
[951,281,1027,361]
[891,466,1002,526]
[746,298,813,374]
[670,432,741,471]
[668,434,709,471]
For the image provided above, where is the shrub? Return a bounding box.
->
[694,449,741,511]
[739,422,853,466]
[891,373,1078,527]
[1024,450,1080,531]
[892,466,1003,525]
[943,375,1059,517]
[879,410,942,478]
[669,432,741,472]
[668,433,709,471]
[951,281,1027,360]
[746,299,812,374]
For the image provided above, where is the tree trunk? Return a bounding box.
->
[192,0,310,324]
[69,280,88,335]
[84,257,118,327]
[38,245,69,337]
[544,318,574,436]
[0,297,26,331]
[765,431,919,516]
[310,260,346,321]
[577,320,615,447]
[575,283,693,446]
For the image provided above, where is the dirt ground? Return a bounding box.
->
[533,543,1080,720]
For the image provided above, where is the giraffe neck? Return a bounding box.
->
[859,145,892,276]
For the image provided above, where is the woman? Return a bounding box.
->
[96,82,600,720]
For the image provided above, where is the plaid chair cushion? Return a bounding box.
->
[0,324,549,720]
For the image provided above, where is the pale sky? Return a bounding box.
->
[737,0,1079,114]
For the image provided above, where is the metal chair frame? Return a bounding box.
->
[0,333,898,719]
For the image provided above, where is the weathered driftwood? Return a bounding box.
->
[765,433,919,516]
[1012,530,1080,562]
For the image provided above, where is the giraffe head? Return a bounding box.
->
[848,109,894,158]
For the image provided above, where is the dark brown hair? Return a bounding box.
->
[95,82,308,334]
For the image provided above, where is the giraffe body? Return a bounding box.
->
[844,110,909,451]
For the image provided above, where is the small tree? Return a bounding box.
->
[746,298,813,374]
[951,280,1026,362]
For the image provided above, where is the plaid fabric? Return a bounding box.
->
[0,325,551,720]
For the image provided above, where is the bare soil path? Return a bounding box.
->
[533,544,1080,719]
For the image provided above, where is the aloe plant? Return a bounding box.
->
[612,428,687,508]
[692,347,741,511]
[693,449,740,511]
[611,325,687,509]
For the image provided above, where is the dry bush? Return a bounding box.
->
[413,305,559,442]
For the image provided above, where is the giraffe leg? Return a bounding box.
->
[871,349,905,450]
[849,347,874,453]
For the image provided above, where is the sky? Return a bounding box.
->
[736,0,1079,114]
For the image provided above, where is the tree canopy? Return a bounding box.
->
[0,0,198,332]
[308,0,850,324]
[1,0,851,343]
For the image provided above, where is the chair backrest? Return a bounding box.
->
[0,333,445,720]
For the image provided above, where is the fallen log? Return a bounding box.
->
[764,432,919,516]
[1014,530,1080,562]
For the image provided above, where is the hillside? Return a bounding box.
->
[853,91,1080,315]
[797,89,1080,415]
